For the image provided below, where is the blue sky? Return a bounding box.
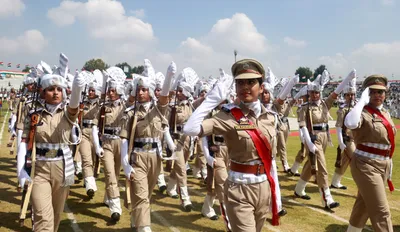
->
[1,0,399,79]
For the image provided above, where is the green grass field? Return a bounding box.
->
[0,103,399,232]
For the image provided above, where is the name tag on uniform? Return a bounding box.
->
[235,117,256,130]
[235,124,256,130]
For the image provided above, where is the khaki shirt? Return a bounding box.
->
[176,100,193,125]
[93,99,125,129]
[16,94,35,130]
[22,103,78,144]
[120,102,168,140]
[335,103,354,139]
[82,99,100,122]
[298,95,335,128]
[352,108,397,146]
[201,103,276,163]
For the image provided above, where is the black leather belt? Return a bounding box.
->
[104,129,120,135]
[313,125,328,131]
[134,142,158,149]
[36,148,63,158]
[82,122,94,128]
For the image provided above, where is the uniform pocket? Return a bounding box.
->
[236,130,252,151]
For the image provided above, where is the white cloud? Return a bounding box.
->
[381,0,395,6]
[317,42,400,78]
[0,30,48,54]
[284,36,307,48]
[47,0,155,42]
[131,9,145,18]
[204,13,269,54]
[0,0,25,18]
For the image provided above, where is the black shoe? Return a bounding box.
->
[287,169,294,176]
[330,184,347,190]
[325,202,340,210]
[294,191,311,200]
[171,194,179,199]
[159,185,167,194]
[111,212,120,222]
[294,173,301,177]
[186,169,193,175]
[209,215,219,220]
[76,172,83,180]
[87,189,95,198]
[184,204,193,212]
[278,209,287,217]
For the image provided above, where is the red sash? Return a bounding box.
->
[230,108,279,226]
[364,105,395,192]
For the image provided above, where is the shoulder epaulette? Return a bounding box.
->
[221,103,238,113]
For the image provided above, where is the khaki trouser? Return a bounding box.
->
[349,155,392,232]
[130,151,161,227]
[170,135,190,187]
[213,145,229,203]
[276,123,289,168]
[300,131,329,188]
[101,138,121,198]
[79,128,95,178]
[295,143,306,164]
[194,139,206,172]
[31,160,69,232]
[224,180,270,232]
[334,141,355,175]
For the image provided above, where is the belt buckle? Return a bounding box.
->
[143,143,151,151]
[46,149,58,158]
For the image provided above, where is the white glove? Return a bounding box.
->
[164,127,176,151]
[17,142,31,187]
[161,62,177,97]
[299,127,305,143]
[69,72,87,108]
[201,137,215,168]
[92,126,104,157]
[183,69,233,136]
[336,127,347,151]
[334,69,356,94]
[345,87,369,129]
[278,74,299,100]
[300,127,316,153]
[120,139,135,179]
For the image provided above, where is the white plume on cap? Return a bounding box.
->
[262,67,278,101]
[308,70,330,92]
[174,67,199,97]
[103,66,126,95]
[155,72,165,89]
[342,69,357,94]
[40,61,53,75]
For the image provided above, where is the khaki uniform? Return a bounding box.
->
[120,102,168,228]
[290,105,307,175]
[334,104,355,175]
[273,100,294,170]
[349,108,396,232]
[94,100,125,199]
[169,101,192,187]
[23,103,77,232]
[202,103,276,232]
[298,96,335,188]
[79,99,100,180]
[16,94,35,131]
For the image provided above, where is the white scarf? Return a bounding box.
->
[46,103,62,114]
[243,99,261,118]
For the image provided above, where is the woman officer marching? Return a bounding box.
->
[345,75,396,232]
[17,69,86,231]
[184,59,280,232]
